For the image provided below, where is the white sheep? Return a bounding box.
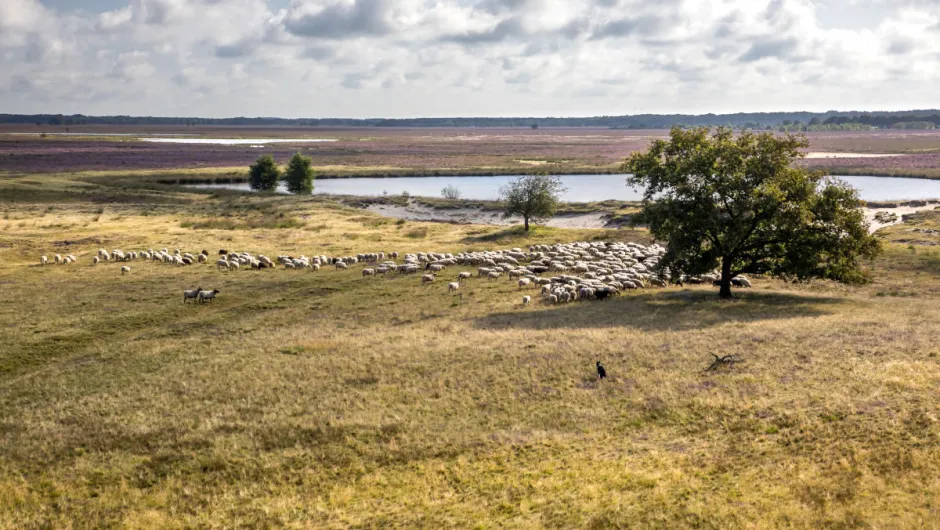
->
[198,289,220,303]
[362,268,376,277]
[216,259,229,270]
[522,295,531,306]
[93,256,99,265]
[448,282,460,292]
[183,287,203,303]
[40,255,48,266]
[421,274,435,284]
[518,278,531,289]
[121,266,130,275]
[487,271,502,281]
[458,272,472,281]
[335,261,348,270]
[54,254,62,265]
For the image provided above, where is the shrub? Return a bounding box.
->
[284,152,315,194]
[441,184,461,200]
[248,155,280,192]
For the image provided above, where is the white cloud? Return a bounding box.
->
[1,0,939,117]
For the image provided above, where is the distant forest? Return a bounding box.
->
[3,110,940,130]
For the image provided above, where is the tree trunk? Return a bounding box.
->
[524,216,530,232]
[719,256,733,299]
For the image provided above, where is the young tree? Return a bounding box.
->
[248,154,280,192]
[441,184,461,200]
[284,152,315,194]
[500,174,566,231]
[624,127,881,298]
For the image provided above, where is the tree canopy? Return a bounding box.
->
[500,174,566,231]
[284,152,315,194]
[248,155,280,192]
[623,127,881,298]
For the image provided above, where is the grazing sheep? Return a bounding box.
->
[121,266,130,275]
[198,289,220,303]
[54,254,62,265]
[448,282,460,292]
[40,255,48,266]
[362,268,376,277]
[421,274,435,284]
[219,249,228,256]
[518,278,531,289]
[549,294,559,305]
[93,256,99,265]
[197,254,208,263]
[522,295,531,306]
[183,287,203,303]
[458,272,472,281]
[487,271,502,281]
[216,259,229,270]
[335,261,348,270]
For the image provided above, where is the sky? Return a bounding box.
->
[0,0,938,118]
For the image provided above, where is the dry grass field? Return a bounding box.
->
[1,175,940,528]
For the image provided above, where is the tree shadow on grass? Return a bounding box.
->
[474,289,843,332]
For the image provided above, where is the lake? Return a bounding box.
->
[140,138,337,145]
[192,174,940,203]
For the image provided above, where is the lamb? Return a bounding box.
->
[448,282,460,292]
[518,278,531,289]
[93,256,99,265]
[40,255,48,266]
[121,266,130,275]
[183,287,203,303]
[522,295,531,306]
[198,289,220,303]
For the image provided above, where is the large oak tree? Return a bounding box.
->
[623,127,881,298]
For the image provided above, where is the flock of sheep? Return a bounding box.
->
[38,241,750,307]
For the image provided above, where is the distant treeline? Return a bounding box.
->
[3,110,940,129]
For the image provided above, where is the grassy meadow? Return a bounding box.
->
[1,176,939,528]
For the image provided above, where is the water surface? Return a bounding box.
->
[140,138,337,145]
[192,174,940,202]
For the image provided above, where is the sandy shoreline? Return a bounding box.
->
[367,200,939,233]
[366,202,617,228]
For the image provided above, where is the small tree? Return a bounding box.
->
[441,184,461,200]
[284,152,315,194]
[249,154,280,192]
[500,174,566,231]
[624,127,881,298]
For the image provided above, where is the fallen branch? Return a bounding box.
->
[706,354,742,371]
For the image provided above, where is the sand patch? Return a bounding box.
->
[366,202,616,228]
[864,202,940,233]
